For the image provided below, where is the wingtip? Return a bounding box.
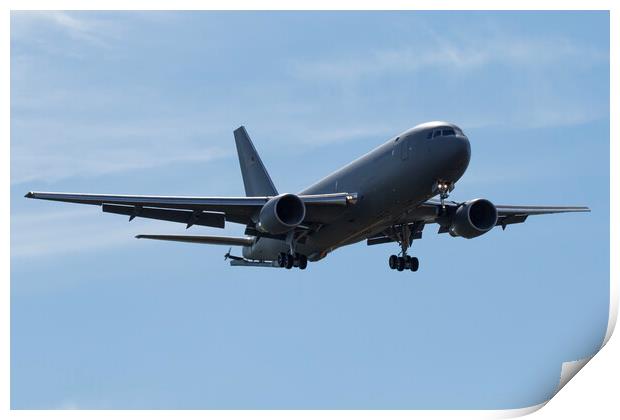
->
[135,235,143,239]
[24,191,34,198]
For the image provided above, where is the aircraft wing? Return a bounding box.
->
[412,198,590,231]
[24,191,357,227]
[421,199,590,228]
[368,199,590,246]
[489,203,591,228]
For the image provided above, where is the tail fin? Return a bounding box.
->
[233,126,278,197]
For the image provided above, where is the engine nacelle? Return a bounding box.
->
[449,198,498,239]
[256,193,306,235]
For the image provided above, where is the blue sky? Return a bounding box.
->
[10,11,609,409]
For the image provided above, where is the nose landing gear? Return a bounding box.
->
[434,180,455,210]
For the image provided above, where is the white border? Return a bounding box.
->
[3,1,617,418]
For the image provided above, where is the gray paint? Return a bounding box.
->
[234,126,278,197]
[25,121,589,268]
[243,121,471,261]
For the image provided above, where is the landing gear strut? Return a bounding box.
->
[435,180,455,211]
[277,252,307,270]
[276,231,308,270]
[387,224,419,272]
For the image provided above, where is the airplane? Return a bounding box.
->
[25,121,590,272]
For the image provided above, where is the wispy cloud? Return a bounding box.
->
[12,146,228,185]
[291,31,606,82]
[11,116,231,185]
[11,11,119,49]
[41,12,95,41]
[10,206,198,259]
[11,207,134,258]
[9,11,609,188]
[277,123,395,147]
[287,28,608,131]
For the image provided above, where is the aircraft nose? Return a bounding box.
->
[441,135,471,181]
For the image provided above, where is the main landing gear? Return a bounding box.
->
[277,252,308,270]
[389,255,419,272]
[387,224,420,272]
[277,231,308,270]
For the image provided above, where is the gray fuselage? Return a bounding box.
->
[242,121,471,261]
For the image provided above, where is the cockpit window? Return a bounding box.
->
[429,126,462,138]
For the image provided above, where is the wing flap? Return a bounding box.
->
[102,204,226,228]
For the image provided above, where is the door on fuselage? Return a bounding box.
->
[400,137,409,160]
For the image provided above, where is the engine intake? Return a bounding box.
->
[257,193,306,235]
[449,198,498,239]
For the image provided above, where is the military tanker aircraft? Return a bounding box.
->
[25,121,589,272]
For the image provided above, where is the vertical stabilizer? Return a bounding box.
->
[233,126,278,197]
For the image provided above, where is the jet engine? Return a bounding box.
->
[449,198,498,239]
[256,193,306,235]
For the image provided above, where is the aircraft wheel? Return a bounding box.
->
[410,257,419,272]
[285,253,294,269]
[396,257,405,271]
[299,255,308,270]
[404,255,412,269]
[389,255,398,269]
[277,253,286,268]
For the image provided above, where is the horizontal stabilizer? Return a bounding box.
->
[230,259,280,268]
[135,234,254,246]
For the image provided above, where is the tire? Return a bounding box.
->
[397,257,405,272]
[404,255,412,269]
[285,253,294,269]
[410,257,419,272]
[277,253,286,268]
[299,255,308,270]
[389,255,398,269]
